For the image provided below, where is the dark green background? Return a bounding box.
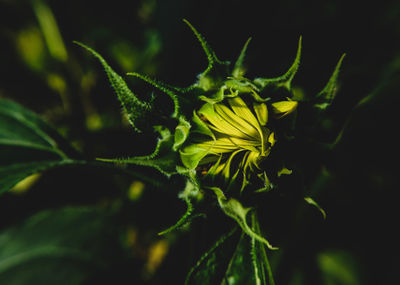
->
[0,0,398,284]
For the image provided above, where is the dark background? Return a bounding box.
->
[0,0,398,284]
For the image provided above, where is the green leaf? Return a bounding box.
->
[209,187,278,250]
[74,42,153,132]
[254,36,302,92]
[250,211,275,285]
[220,213,275,285]
[221,232,272,285]
[221,232,256,285]
[317,250,361,285]
[97,126,179,177]
[314,53,346,110]
[0,206,122,285]
[185,228,239,285]
[186,213,276,285]
[0,98,82,195]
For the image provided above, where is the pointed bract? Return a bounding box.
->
[158,195,193,235]
[183,19,226,70]
[127,72,181,117]
[304,197,327,219]
[74,42,152,132]
[97,127,179,177]
[254,36,302,92]
[314,53,346,110]
[232,37,252,78]
[183,19,230,91]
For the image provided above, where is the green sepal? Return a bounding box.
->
[209,187,278,250]
[253,36,302,92]
[304,196,327,220]
[179,143,210,170]
[126,72,180,117]
[183,19,230,91]
[314,53,346,110]
[225,78,272,102]
[191,110,215,138]
[158,196,193,235]
[97,126,178,177]
[225,77,260,93]
[198,85,228,104]
[232,37,252,78]
[74,42,152,133]
[173,116,191,151]
[158,180,205,235]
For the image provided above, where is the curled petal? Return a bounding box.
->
[271,100,298,119]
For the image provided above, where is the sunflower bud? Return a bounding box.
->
[180,86,296,192]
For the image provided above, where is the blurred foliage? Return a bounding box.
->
[0,0,399,284]
[0,207,123,285]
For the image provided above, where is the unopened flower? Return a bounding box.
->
[181,90,297,191]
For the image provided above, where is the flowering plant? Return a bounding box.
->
[74,20,344,283]
[0,19,345,284]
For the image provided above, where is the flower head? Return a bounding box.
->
[181,88,297,191]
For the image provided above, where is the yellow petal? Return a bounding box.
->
[268,132,276,146]
[214,103,258,138]
[199,103,248,138]
[253,102,268,126]
[206,155,223,176]
[198,155,219,165]
[198,137,237,154]
[228,96,265,152]
[243,151,260,175]
[227,136,260,152]
[277,167,292,177]
[271,100,298,118]
[228,96,260,128]
[221,149,245,180]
